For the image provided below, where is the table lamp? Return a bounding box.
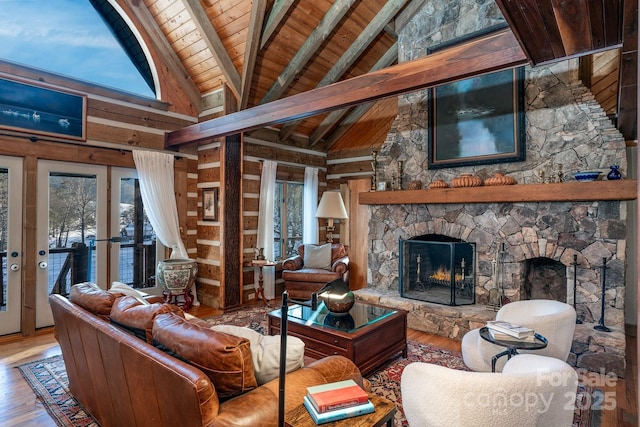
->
[315,191,348,243]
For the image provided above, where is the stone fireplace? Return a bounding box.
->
[356,0,629,377]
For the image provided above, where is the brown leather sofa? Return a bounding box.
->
[282,243,349,300]
[49,283,366,427]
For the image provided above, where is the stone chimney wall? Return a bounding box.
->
[362,0,629,376]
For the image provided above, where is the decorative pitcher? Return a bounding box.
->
[607,165,622,180]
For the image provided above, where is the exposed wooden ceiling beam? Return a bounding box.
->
[260,0,295,49]
[494,0,623,65]
[182,0,241,100]
[309,43,399,146]
[260,0,357,104]
[240,0,268,109]
[125,0,201,107]
[166,29,528,147]
[617,0,638,141]
[278,0,407,141]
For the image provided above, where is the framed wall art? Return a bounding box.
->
[427,67,526,169]
[426,24,525,169]
[0,76,87,141]
[202,188,218,221]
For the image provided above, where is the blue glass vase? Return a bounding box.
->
[607,165,622,180]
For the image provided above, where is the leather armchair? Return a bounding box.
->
[282,243,349,300]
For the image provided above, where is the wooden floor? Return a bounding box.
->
[0,302,636,427]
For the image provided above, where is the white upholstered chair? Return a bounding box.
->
[401,354,578,427]
[462,299,576,372]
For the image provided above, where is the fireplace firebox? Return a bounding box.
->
[399,235,475,305]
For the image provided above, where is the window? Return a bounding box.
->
[0,1,155,97]
[273,182,303,260]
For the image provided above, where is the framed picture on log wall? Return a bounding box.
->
[202,188,218,221]
[0,76,87,141]
[426,25,525,169]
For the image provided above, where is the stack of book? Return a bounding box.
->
[303,379,373,424]
[486,320,535,342]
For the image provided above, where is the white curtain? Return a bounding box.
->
[256,160,277,299]
[132,150,199,305]
[303,167,319,244]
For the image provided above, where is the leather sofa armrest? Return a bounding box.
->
[282,255,303,271]
[331,255,349,275]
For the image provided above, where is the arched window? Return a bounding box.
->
[0,0,155,98]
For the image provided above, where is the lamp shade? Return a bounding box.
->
[315,191,348,219]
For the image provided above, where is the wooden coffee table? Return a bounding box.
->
[285,393,396,427]
[268,302,407,376]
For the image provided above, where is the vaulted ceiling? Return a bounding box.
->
[103,0,631,152]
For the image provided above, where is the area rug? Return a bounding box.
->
[18,305,600,427]
[18,355,99,427]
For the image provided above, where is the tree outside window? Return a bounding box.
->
[274,182,303,260]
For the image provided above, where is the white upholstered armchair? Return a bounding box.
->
[401,354,578,427]
[462,299,576,372]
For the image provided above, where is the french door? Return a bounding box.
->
[0,156,23,335]
[36,160,107,328]
[110,168,163,296]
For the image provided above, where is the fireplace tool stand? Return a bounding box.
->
[594,257,611,332]
[487,243,508,311]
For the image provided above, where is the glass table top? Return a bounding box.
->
[270,301,396,333]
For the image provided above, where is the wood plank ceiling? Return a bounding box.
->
[116,0,629,151]
[136,0,408,152]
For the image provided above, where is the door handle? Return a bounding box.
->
[10,263,19,271]
[38,261,48,269]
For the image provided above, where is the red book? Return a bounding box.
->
[306,380,369,413]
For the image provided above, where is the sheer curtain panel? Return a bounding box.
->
[256,160,277,299]
[132,150,199,305]
[303,167,319,244]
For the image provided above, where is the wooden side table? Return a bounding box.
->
[284,394,396,427]
[251,260,275,306]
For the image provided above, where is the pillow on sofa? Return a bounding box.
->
[303,243,332,269]
[69,282,118,317]
[211,324,305,385]
[110,296,184,343]
[152,313,257,399]
[108,281,149,304]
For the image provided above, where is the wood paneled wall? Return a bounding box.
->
[196,140,223,307]
[241,138,327,301]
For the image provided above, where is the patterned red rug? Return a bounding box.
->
[17,304,599,426]
[18,355,99,427]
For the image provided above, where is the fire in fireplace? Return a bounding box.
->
[399,234,475,306]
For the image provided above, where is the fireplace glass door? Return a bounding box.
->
[399,237,475,306]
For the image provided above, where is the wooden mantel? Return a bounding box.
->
[359,180,638,205]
